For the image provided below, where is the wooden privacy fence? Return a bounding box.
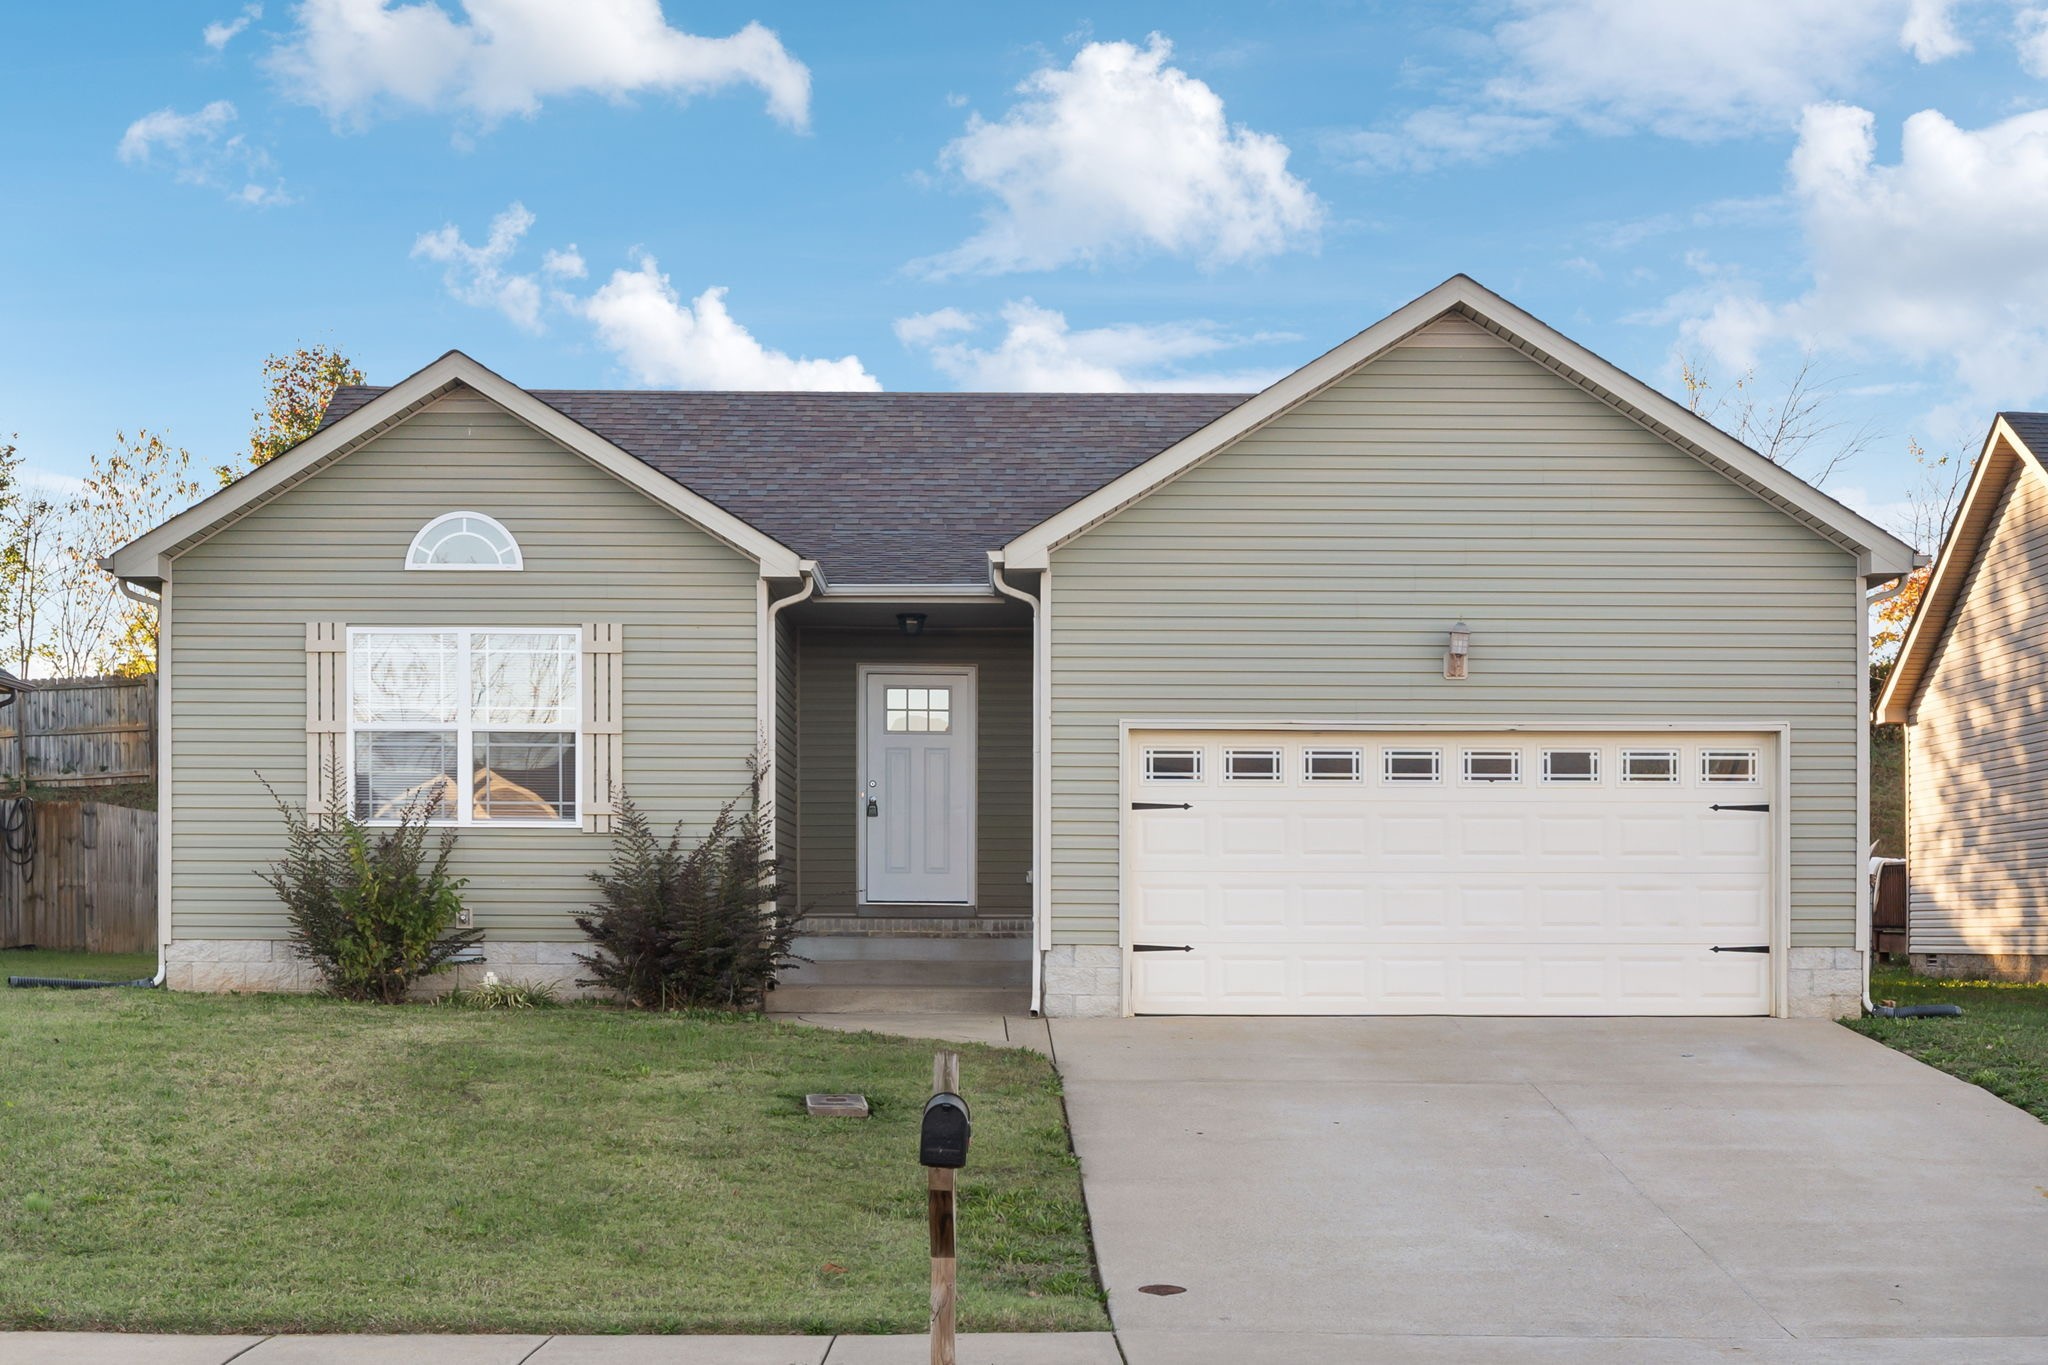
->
[0,800,157,954]
[0,675,157,787]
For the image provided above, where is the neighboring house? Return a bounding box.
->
[1876,414,2048,983]
[107,276,1916,1019]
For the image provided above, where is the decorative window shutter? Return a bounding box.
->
[305,622,346,825]
[581,623,624,833]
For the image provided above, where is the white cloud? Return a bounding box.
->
[204,3,263,51]
[412,201,546,331]
[1328,109,1557,173]
[896,299,1283,392]
[117,101,291,205]
[917,34,1322,276]
[580,262,878,390]
[1675,101,2048,409]
[266,0,809,132]
[1344,0,1968,173]
[1901,0,1969,61]
[2018,6,2048,76]
[540,245,586,279]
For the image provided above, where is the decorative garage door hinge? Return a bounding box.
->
[1132,944,1194,953]
[1710,944,1771,953]
[1130,801,1193,811]
[1709,803,1771,812]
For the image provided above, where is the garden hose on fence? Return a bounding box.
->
[0,793,34,878]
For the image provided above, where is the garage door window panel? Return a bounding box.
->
[1702,749,1760,783]
[1303,748,1364,782]
[1144,747,1203,782]
[1622,750,1680,784]
[1542,748,1600,784]
[1462,750,1521,784]
[1224,748,1283,782]
[1383,749,1442,783]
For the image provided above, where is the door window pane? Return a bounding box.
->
[887,685,952,733]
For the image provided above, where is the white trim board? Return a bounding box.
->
[1000,275,1918,582]
[103,351,805,585]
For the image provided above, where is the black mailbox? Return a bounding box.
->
[920,1091,971,1168]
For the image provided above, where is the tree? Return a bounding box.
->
[219,344,365,485]
[44,430,201,676]
[1679,354,1876,488]
[1871,438,1973,660]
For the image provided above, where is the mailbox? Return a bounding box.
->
[920,1091,972,1168]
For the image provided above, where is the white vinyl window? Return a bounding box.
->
[1622,749,1680,784]
[349,628,578,824]
[1224,748,1283,782]
[1462,750,1521,784]
[1702,749,1761,783]
[1144,748,1203,782]
[1303,748,1365,782]
[1541,748,1600,783]
[406,512,523,571]
[1383,748,1442,783]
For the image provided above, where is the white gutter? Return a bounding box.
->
[989,554,1047,1016]
[759,563,819,860]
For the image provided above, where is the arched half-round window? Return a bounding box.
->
[406,512,523,571]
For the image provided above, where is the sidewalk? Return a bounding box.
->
[1,1334,1122,1364]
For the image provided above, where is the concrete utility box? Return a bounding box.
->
[920,1092,971,1168]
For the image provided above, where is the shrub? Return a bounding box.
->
[262,784,479,1003]
[575,774,800,1010]
[448,971,560,1010]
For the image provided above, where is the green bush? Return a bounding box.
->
[262,785,479,1002]
[575,776,800,1010]
[448,972,560,1010]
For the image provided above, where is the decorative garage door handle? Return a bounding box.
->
[1710,944,1771,953]
[1132,944,1193,953]
[1709,803,1771,812]
[1131,801,1193,811]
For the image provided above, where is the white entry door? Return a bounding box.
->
[1126,730,1777,1016]
[861,669,977,905]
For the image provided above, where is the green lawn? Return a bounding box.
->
[2,949,158,983]
[0,973,1106,1334]
[1843,963,2048,1121]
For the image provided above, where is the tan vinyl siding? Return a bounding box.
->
[795,628,1031,916]
[169,390,760,941]
[1907,464,2048,955]
[1048,343,1861,946]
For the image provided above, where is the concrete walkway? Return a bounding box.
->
[0,1334,1121,1364]
[1053,1015,2048,1363]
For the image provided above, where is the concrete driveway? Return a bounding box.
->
[1051,1017,2048,1363]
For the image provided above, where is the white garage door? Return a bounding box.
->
[1126,730,1776,1016]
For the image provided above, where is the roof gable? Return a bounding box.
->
[997,275,1919,581]
[1877,415,2048,723]
[104,352,807,585]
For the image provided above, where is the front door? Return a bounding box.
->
[861,668,977,905]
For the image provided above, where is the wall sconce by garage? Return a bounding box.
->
[1444,622,1471,680]
[898,612,928,638]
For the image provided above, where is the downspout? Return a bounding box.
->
[10,574,167,990]
[1859,575,1903,1017]
[989,555,1046,1016]
[759,563,819,862]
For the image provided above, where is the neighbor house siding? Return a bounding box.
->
[795,628,1031,916]
[169,390,761,942]
[1047,341,1862,947]
[1907,463,2048,957]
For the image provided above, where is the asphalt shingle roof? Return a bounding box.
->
[323,387,1248,583]
[2000,411,2048,457]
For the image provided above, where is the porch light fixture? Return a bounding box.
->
[1444,622,1471,680]
[898,612,927,638]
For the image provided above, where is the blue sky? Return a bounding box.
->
[5,1,2048,534]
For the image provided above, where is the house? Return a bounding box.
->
[1875,414,2048,983]
[106,276,1917,1018]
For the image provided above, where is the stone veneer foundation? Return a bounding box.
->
[165,939,598,998]
[168,938,1868,1019]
